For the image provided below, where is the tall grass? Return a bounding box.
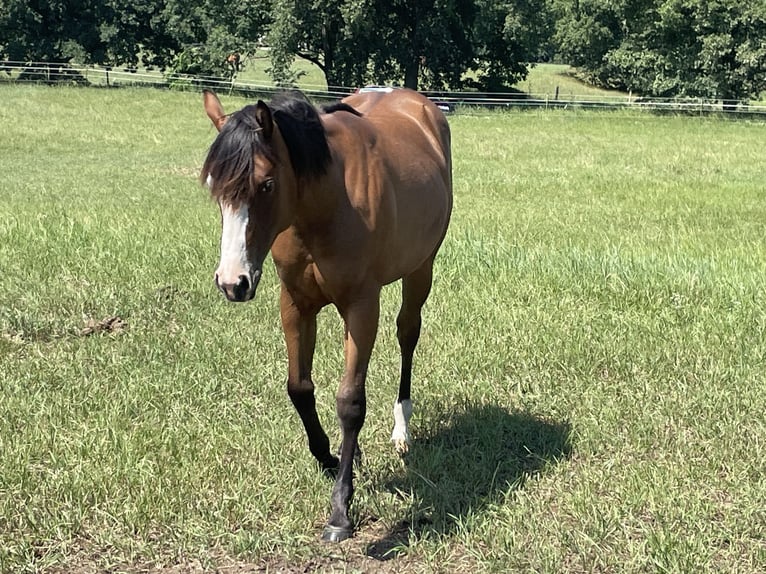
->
[1,85,765,573]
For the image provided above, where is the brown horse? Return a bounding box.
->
[200,88,452,542]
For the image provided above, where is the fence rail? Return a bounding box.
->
[3,61,765,116]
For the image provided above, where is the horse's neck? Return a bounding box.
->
[294,170,344,233]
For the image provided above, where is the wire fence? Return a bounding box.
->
[3,61,765,117]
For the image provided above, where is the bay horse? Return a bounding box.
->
[200,88,452,542]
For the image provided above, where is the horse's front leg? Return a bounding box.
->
[322,290,380,542]
[280,286,338,472]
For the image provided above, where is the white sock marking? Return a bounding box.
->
[391,399,413,447]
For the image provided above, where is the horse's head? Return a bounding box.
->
[201,90,301,302]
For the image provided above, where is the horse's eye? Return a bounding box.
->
[259,179,275,194]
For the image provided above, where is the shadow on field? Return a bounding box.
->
[365,403,572,560]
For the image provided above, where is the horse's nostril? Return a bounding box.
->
[233,274,250,300]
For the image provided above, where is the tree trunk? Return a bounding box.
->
[322,16,336,89]
[404,60,419,90]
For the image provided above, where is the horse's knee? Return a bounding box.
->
[335,390,366,430]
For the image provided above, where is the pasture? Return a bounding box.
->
[1,85,765,573]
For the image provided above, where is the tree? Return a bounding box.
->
[642,0,766,106]
[268,0,355,88]
[268,0,551,91]
[97,0,177,69]
[358,0,477,90]
[470,0,552,91]
[146,0,271,75]
[0,0,270,78]
[0,0,103,63]
[552,0,766,105]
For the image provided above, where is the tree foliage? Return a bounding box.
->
[0,0,270,77]
[0,0,102,63]
[2,0,762,99]
[553,0,766,103]
[267,0,347,87]
[268,0,548,91]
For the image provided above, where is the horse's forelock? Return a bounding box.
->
[202,106,274,201]
[201,95,334,198]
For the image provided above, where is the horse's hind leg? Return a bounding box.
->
[392,259,434,453]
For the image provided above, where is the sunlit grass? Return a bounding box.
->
[1,85,765,573]
[513,63,628,99]
[234,49,329,91]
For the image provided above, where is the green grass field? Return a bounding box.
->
[1,85,765,573]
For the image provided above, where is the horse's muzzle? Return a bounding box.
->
[215,269,261,302]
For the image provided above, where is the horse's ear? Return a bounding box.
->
[203,90,227,131]
[255,100,274,139]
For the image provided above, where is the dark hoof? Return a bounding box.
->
[321,456,340,478]
[321,525,353,543]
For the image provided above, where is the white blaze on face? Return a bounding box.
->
[216,200,252,286]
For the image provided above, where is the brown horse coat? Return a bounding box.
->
[202,88,452,541]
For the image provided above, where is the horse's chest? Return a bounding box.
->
[275,249,369,306]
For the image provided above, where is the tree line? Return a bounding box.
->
[1,0,764,103]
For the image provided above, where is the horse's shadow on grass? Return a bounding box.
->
[364,402,572,560]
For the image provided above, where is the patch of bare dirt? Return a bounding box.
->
[79,315,127,337]
[47,522,422,574]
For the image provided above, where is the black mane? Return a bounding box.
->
[202,93,361,198]
[270,93,333,180]
[321,102,363,116]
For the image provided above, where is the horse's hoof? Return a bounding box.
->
[321,525,353,543]
[321,456,340,476]
[393,437,410,455]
